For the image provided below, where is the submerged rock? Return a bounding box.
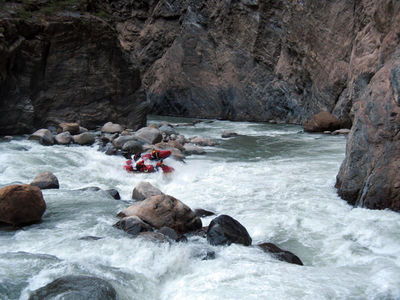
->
[257,243,303,265]
[118,194,202,234]
[28,275,117,300]
[106,189,120,200]
[0,184,46,226]
[183,143,205,155]
[30,171,59,190]
[158,226,187,242]
[221,131,238,138]
[189,137,216,146]
[132,181,163,200]
[207,215,252,246]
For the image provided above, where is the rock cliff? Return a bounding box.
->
[0,1,147,135]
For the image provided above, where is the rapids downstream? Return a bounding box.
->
[1,117,400,300]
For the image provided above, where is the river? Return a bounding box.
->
[1,116,400,300]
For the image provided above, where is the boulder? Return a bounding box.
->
[101,122,124,134]
[122,140,143,155]
[104,143,118,156]
[194,208,215,218]
[114,216,153,236]
[222,131,238,138]
[183,143,205,155]
[189,137,216,146]
[134,127,162,144]
[106,189,120,200]
[303,112,341,133]
[118,194,202,234]
[112,135,142,149]
[79,127,88,133]
[28,275,117,300]
[167,140,185,151]
[73,133,95,145]
[132,182,163,200]
[59,122,80,135]
[257,243,303,265]
[207,215,252,246]
[30,171,59,190]
[29,129,54,146]
[0,184,46,226]
[55,132,72,145]
[159,125,178,136]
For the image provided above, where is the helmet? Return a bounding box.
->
[152,149,159,158]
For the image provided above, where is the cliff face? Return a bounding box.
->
[113,0,354,125]
[0,3,147,135]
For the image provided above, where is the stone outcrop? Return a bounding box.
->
[257,242,303,266]
[132,181,163,201]
[0,184,46,225]
[118,194,202,233]
[0,3,147,135]
[303,112,341,133]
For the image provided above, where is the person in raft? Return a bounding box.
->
[123,149,174,173]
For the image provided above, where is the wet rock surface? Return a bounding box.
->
[30,171,59,190]
[0,184,46,226]
[28,275,117,300]
[257,243,303,266]
[207,215,252,246]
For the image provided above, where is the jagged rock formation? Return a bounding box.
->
[0,2,148,135]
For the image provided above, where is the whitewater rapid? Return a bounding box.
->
[1,117,400,300]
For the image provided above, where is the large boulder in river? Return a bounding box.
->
[118,194,202,233]
[30,171,59,190]
[207,215,252,246]
[132,181,163,200]
[303,112,341,133]
[134,127,162,144]
[73,133,95,145]
[29,129,54,146]
[257,243,303,265]
[112,135,142,149]
[122,140,143,155]
[0,184,46,226]
[28,275,117,300]
[101,122,124,134]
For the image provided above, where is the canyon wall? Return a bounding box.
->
[1,0,400,211]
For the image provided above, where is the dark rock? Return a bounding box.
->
[0,184,46,226]
[29,129,54,146]
[73,133,95,145]
[159,125,178,136]
[191,247,216,260]
[30,171,59,190]
[106,189,120,200]
[77,186,102,192]
[118,194,202,234]
[28,275,117,300]
[207,215,252,246]
[303,112,341,133]
[194,208,215,218]
[132,181,163,200]
[257,243,303,266]
[104,143,118,156]
[59,123,80,135]
[114,216,153,236]
[55,132,72,145]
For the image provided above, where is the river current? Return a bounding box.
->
[0,117,400,300]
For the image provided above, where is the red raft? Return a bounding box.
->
[123,150,174,173]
